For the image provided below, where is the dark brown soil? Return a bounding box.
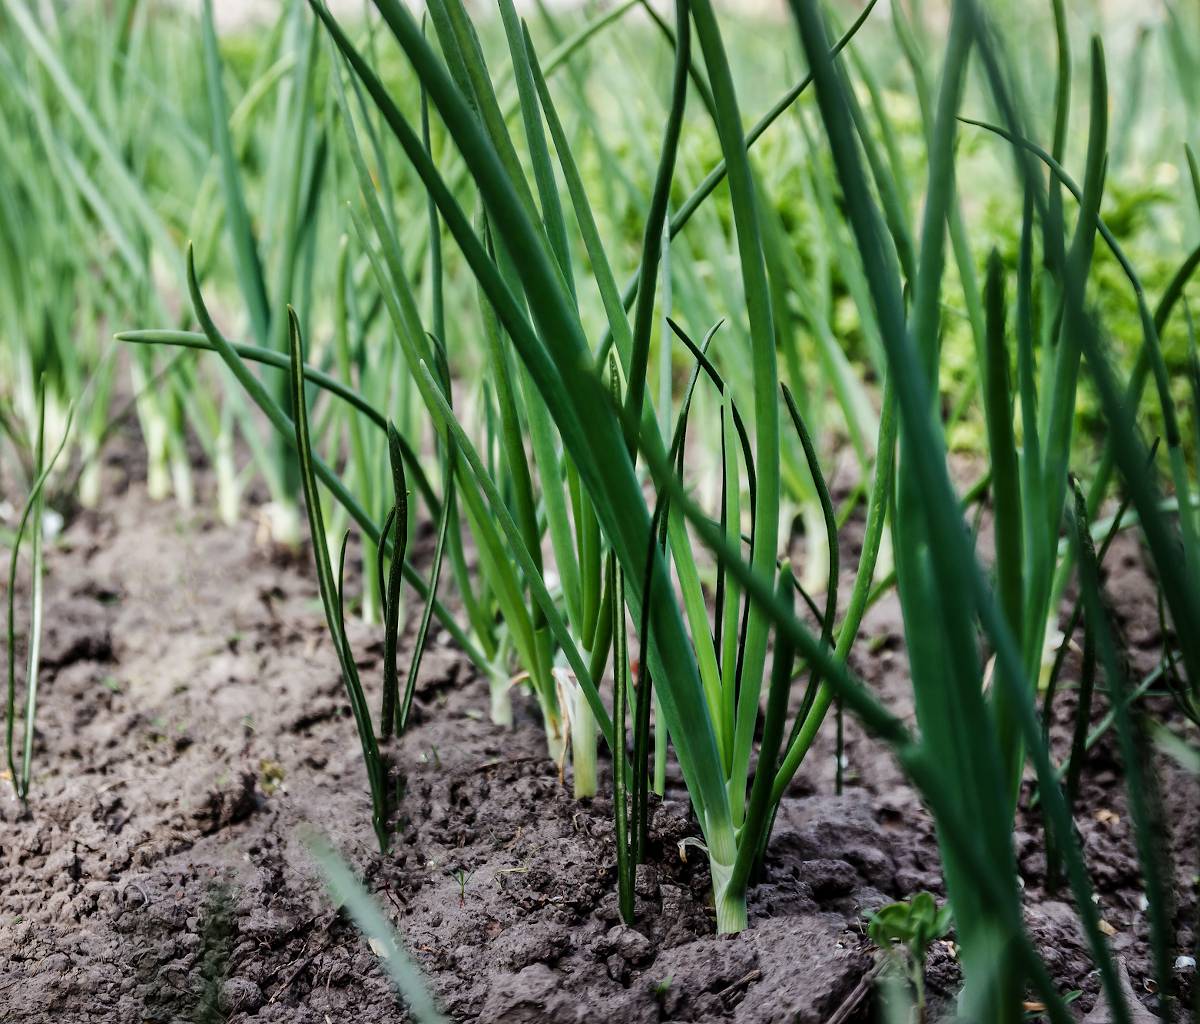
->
[1,451,1195,1023]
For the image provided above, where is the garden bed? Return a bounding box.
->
[1,451,1193,1022]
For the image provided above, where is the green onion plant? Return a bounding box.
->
[107,3,1199,1019]
[5,381,73,804]
[296,0,906,935]
[781,0,1197,1017]
[0,0,192,507]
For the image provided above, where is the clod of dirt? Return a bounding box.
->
[1082,961,1161,1023]
[40,594,115,668]
[180,766,258,835]
[651,916,868,1023]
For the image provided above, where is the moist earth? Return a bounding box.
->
[1,452,1195,1022]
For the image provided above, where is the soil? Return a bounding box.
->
[1,445,1196,1023]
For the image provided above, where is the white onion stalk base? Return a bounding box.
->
[489,669,514,728]
[215,438,241,527]
[262,500,302,548]
[146,454,171,502]
[170,449,194,511]
[78,459,102,510]
[681,832,746,935]
[711,857,748,935]
[567,679,597,799]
